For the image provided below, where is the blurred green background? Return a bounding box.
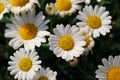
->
[1,0,120,80]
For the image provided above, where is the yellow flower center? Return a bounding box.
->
[0,2,5,13]
[19,58,32,71]
[19,23,38,40]
[9,0,29,7]
[107,68,120,80]
[87,16,101,29]
[58,35,74,51]
[38,76,48,80]
[83,33,91,48]
[55,0,72,11]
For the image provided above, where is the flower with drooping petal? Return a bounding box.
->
[79,27,94,55]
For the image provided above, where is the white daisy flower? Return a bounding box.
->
[76,5,112,38]
[79,27,94,55]
[0,0,9,20]
[6,0,40,14]
[5,10,50,51]
[48,24,86,61]
[7,48,42,80]
[95,55,120,80]
[54,0,84,17]
[32,67,57,80]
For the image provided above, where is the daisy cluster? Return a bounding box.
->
[0,0,114,80]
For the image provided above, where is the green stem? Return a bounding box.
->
[50,16,54,33]
[99,0,111,6]
[41,43,49,47]
[76,66,96,80]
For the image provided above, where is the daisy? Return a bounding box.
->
[0,0,9,20]
[95,55,120,80]
[76,5,112,38]
[32,67,57,80]
[48,24,86,61]
[79,27,94,55]
[7,48,42,80]
[54,0,84,17]
[6,0,40,14]
[5,10,50,51]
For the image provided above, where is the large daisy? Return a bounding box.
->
[48,24,86,61]
[79,27,94,55]
[0,0,9,20]
[32,67,57,80]
[76,5,112,38]
[7,48,42,80]
[95,55,120,80]
[6,0,40,14]
[5,10,50,51]
[54,0,84,17]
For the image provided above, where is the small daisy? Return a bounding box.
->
[79,27,94,55]
[7,48,42,80]
[54,0,84,17]
[5,10,50,51]
[76,5,112,38]
[48,24,86,61]
[32,67,57,80]
[95,55,120,80]
[6,0,40,14]
[0,0,9,20]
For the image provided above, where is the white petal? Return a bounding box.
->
[99,27,106,36]
[97,7,106,16]
[100,11,109,19]
[93,5,99,15]
[93,29,100,38]
[76,22,86,27]
[34,12,44,26]
[34,37,41,47]
[5,31,18,38]
[37,31,50,37]
[9,37,22,49]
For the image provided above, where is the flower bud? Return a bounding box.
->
[45,3,57,16]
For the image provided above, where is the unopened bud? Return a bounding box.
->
[45,3,57,16]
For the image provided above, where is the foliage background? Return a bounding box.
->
[0,0,120,80]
